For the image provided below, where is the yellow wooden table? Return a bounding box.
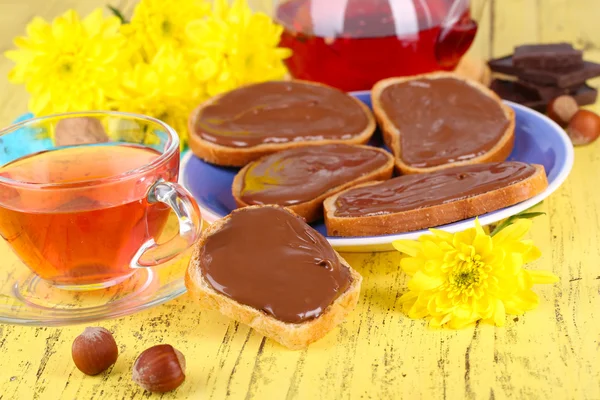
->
[1,1,599,399]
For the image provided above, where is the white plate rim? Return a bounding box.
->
[180,101,574,250]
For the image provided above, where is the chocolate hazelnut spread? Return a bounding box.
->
[379,77,510,168]
[193,81,370,148]
[199,207,352,323]
[240,144,390,206]
[334,162,536,217]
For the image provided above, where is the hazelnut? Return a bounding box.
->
[132,344,186,393]
[55,117,109,146]
[72,327,118,376]
[566,109,600,146]
[547,95,579,127]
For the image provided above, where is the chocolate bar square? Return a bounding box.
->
[488,56,600,88]
[513,43,583,70]
[490,79,545,111]
[490,79,598,112]
[514,80,574,101]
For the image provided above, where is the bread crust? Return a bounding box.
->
[371,72,516,175]
[323,164,548,237]
[188,80,377,167]
[185,205,363,350]
[231,145,395,223]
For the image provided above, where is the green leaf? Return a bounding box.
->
[107,5,128,24]
[490,211,546,237]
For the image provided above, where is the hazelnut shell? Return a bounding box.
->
[132,344,186,393]
[566,109,600,146]
[71,327,118,376]
[547,95,579,127]
[55,117,109,147]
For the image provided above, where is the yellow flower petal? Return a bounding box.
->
[408,271,445,292]
[503,288,539,314]
[493,218,532,246]
[408,299,430,319]
[399,256,422,276]
[526,270,559,284]
[492,298,506,326]
[473,229,493,258]
[453,226,476,247]
[393,211,553,329]
[398,290,418,305]
[429,228,454,243]
[26,17,51,40]
[392,240,420,257]
[28,91,51,115]
[522,243,542,263]
[422,239,444,259]
[5,8,128,120]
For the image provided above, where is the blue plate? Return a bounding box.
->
[181,92,574,252]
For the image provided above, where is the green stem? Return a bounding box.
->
[107,5,128,24]
[490,212,546,236]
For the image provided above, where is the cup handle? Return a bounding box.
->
[130,179,202,268]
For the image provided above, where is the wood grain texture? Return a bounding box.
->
[0,1,599,399]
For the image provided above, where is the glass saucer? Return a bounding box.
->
[0,216,190,326]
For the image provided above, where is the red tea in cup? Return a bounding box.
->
[0,113,202,290]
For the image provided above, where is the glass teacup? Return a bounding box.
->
[0,112,202,290]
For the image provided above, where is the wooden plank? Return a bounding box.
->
[466,0,493,60]
[491,0,540,57]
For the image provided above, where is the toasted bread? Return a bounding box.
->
[231,144,394,223]
[185,205,363,350]
[371,72,516,175]
[188,80,377,167]
[323,163,548,237]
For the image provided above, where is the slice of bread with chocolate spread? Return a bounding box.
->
[323,161,548,237]
[372,72,516,174]
[231,144,394,223]
[185,205,362,350]
[188,80,377,167]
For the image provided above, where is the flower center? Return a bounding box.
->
[447,255,488,299]
[161,20,172,35]
[60,62,73,74]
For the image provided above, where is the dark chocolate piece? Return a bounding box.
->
[490,79,545,111]
[513,43,583,70]
[200,207,352,324]
[514,80,573,101]
[488,56,600,88]
[240,144,390,207]
[193,81,370,148]
[333,162,537,217]
[490,79,597,111]
[378,77,510,168]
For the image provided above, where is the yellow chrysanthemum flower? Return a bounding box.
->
[111,46,204,148]
[393,219,558,329]
[125,0,210,60]
[5,9,128,116]
[186,0,291,97]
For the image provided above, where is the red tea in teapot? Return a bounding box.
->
[277,0,477,91]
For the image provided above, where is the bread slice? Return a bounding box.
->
[371,72,516,175]
[185,205,362,350]
[231,144,394,223]
[188,80,377,167]
[323,163,548,237]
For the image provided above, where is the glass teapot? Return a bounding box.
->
[273,0,483,92]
